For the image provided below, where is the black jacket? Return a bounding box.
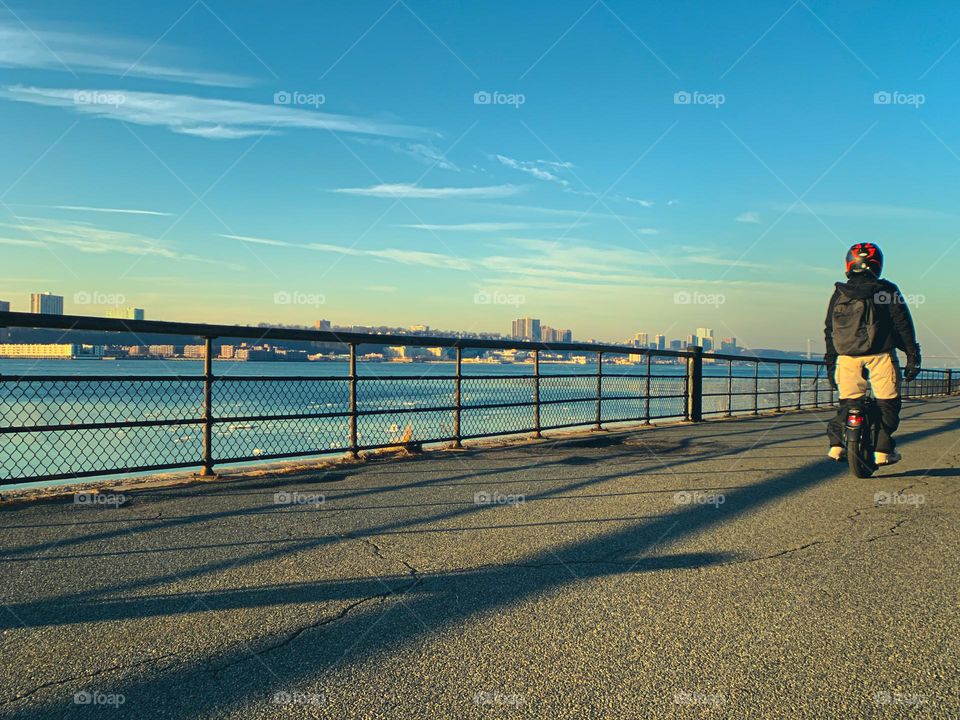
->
[824,274,921,366]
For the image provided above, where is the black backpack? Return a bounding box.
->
[831,291,880,355]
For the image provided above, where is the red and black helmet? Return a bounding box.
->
[845,243,883,278]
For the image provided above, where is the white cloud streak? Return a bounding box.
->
[0,22,250,86]
[1,85,431,140]
[332,183,524,199]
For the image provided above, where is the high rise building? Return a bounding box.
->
[31,292,64,315]
[0,300,8,341]
[106,307,145,320]
[511,317,541,341]
[720,337,738,352]
[654,334,666,351]
[670,339,683,351]
[0,300,9,312]
[633,332,649,348]
[560,329,573,343]
[315,319,332,331]
[686,334,698,348]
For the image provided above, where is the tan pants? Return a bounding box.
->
[835,352,901,400]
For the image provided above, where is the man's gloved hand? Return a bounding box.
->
[904,362,921,383]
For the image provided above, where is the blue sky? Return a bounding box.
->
[0,1,958,359]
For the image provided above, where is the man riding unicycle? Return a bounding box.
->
[824,243,921,466]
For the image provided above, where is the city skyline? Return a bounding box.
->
[0,3,958,359]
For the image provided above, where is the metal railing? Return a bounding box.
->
[0,312,955,485]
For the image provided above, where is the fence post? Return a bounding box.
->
[753,361,759,415]
[686,346,703,422]
[595,351,604,430]
[813,363,819,408]
[796,363,803,410]
[348,342,359,458]
[643,352,652,425]
[725,359,733,417]
[533,349,542,438]
[453,346,463,448]
[199,336,216,477]
[948,369,954,396]
[776,362,782,412]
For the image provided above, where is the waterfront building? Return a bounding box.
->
[654,334,666,350]
[31,292,64,315]
[511,317,541,341]
[0,343,103,359]
[106,307,145,320]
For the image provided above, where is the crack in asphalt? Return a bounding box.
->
[2,652,178,705]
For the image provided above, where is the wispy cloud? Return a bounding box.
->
[355,138,459,171]
[400,222,571,232]
[0,22,249,86]
[5,217,236,266]
[332,183,524,199]
[772,202,949,219]
[1,85,431,140]
[494,154,571,188]
[637,228,659,235]
[736,211,761,224]
[53,205,172,217]
[219,233,471,270]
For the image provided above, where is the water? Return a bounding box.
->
[1,359,832,488]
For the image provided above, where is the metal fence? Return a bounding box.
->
[0,312,955,485]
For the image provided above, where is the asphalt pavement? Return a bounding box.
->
[1,398,958,718]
